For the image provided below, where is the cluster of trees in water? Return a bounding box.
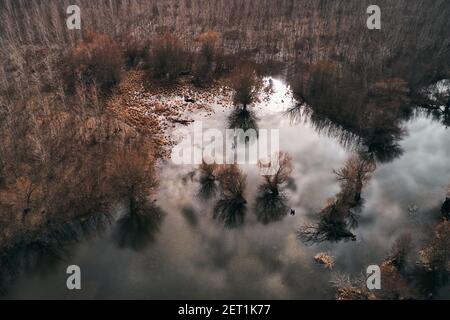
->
[195,151,294,228]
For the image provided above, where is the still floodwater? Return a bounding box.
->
[4,79,450,299]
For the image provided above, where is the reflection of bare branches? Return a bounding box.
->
[286,65,408,164]
[198,162,219,200]
[284,103,306,125]
[255,184,289,225]
[0,213,110,295]
[228,106,259,133]
[361,124,405,163]
[113,202,165,252]
[213,165,247,228]
[416,80,450,128]
[299,215,356,245]
[386,233,413,272]
[286,104,365,151]
[255,152,293,224]
[420,106,450,128]
[299,155,375,245]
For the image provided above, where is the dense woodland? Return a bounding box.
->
[0,0,450,299]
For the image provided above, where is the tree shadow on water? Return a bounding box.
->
[228,107,259,133]
[0,213,110,295]
[298,155,375,245]
[113,202,166,252]
[254,152,293,225]
[198,162,219,201]
[213,165,247,228]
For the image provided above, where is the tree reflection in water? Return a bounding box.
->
[213,165,247,228]
[198,162,219,201]
[285,62,414,165]
[113,202,165,252]
[416,79,450,128]
[0,213,110,295]
[254,152,293,225]
[286,102,405,164]
[299,155,375,244]
[228,106,259,133]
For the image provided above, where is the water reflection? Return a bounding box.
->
[113,202,166,251]
[0,213,110,295]
[286,103,406,164]
[285,63,413,165]
[228,106,259,132]
[416,79,450,128]
[213,165,247,228]
[198,162,219,201]
[299,155,375,244]
[254,152,293,225]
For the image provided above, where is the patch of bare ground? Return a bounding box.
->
[106,71,234,159]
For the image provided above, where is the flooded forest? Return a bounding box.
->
[1,0,450,300]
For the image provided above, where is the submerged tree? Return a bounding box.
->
[228,65,262,138]
[0,211,110,295]
[255,152,293,224]
[213,165,247,228]
[110,142,158,216]
[299,155,375,244]
[333,154,376,203]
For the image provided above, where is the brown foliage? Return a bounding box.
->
[193,31,221,86]
[62,31,123,94]
[121,35,150,69]
[420,221,450,272]
[230,64,262,108]
[0,91,159,248]
[148,34,190,80]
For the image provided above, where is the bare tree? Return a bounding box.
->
[231,65,262,110]
[255,152,293,224]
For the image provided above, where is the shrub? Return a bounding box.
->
[193,31,220,86]
[122,35,149,69]
[63,31,123,94]
[148,34,189,80]
[230,64,262,108]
